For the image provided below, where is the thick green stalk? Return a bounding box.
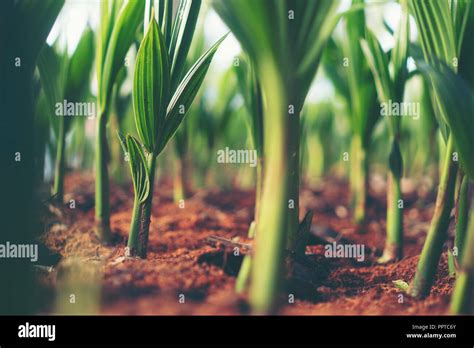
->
[173,154,189,203]
[408,136,458,298]
[351,135,368,224]
[380,172,403,262]
[235,156,263,293]
[95,111,111,243]
[136,153,157,259]
[52,117,66,202]
[255,156,263,222]
[235,222,256,293]
[110,112,125,185]
[250,69,289,314]
[380,139,404,262]
[286,104,300,250]
[455,174,469,263]
[451,208,474,314]
[126,197,142,256]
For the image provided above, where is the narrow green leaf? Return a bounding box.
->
[360,31,393,105]
[391,0,409,100]
[418,63,474,179]
[159,34,227,153]
[168,0,202,90]
[410,0,457,67]
[65,26,95,101]
[100,0,145,109]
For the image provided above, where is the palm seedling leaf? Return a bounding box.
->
[234,55,264,154]
[168,0,202,91]
[99,0,145,110]
[117,132,151,204]
[133,15,170,154]
[410,0,468,141]
[418,63,474,180]
[65,27,95,102]
[159,34,227,154]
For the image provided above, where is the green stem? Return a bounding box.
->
[52,117,66,203]
[380,172,403,262]
[136,153,157,259]
[351,135,368,224]
[255,156,263,222]
[408,136,458,298]
[287,106,300,251]
[250,70,289,314]
[110,112,125,185]
[235,222,256,293]
[455,173,469,263]
[173,155,188,203]
[95,111,111,243]
[126,197,142,256]
[380,139,404,262]
[235,156,263,294]
[451,208,474,314]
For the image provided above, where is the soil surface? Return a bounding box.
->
[39,172,455,315]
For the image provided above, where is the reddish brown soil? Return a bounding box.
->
[40,172,455,315]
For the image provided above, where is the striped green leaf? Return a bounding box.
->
[158,34,227,154]
[117,133,150,204]
[360,30,393,106]
[418,63,474,179]
[133,15,170,154]
[410,0,471,140]
[410,0,457,67]
[168,0,201,91]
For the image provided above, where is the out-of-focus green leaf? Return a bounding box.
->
[234,55,264,155]
[361,30,393,106]
[65,26,95,101]
[99,0,145,111]
[418,63,474,179]
[37,45,63,118]
[323,38,350,103]
[458,1,474,88]
[410,0,457,67]
[15,0,65,66]
[340,0,378,147]
[391,0,409,100]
